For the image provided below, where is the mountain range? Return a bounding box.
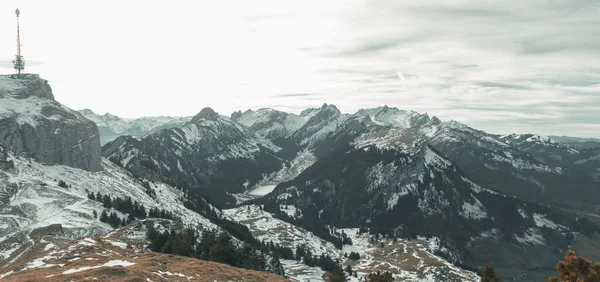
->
[1,74,600,281]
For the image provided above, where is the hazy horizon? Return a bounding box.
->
[1,1,599,138]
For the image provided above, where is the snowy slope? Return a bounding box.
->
[292,104,348,145]
[0,152,217,263]
[223,205,480,282]
[102,107,286,206]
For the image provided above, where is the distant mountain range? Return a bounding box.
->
[78,109,191,145]
[2,75,600,281]
[99,104,600,281]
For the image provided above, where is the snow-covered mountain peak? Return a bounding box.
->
[501,133,560,145]
[0,74,54,100]
[230,108,308,139]
[190,107,220,122]
[442,120,470,129]
[319,103,340,113]
[293,104,346,145]
[353,106,441,131]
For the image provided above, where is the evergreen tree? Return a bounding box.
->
[93,210,98,219]
[481,263,501,282]
[303,249,314,267]
[99,210,109,223]
[109,212,120,228]
[348,252,361,260]
[57,180,68,188]
[295,245,305,261]
[209,232,238,266]
[102,195,112,209]
[366,271,393,282]
[328,263,346,282]
[549,250,600,282]
[197,229,217,259]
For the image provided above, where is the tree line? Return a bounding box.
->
[88,191,178,228]
[145,225,285,275]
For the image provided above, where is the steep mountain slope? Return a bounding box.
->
[258,141,600,281]
[79,109,191,145]
[498,134,580,166]
[231,108,307,140]
[0,74,101,171]
[429,123,600,213]
[0,221,288,282]
[102,107,285,207]
[231,104,348,149]
[0,145,218,263]
[504,134,600,183]
[291,104,347,146]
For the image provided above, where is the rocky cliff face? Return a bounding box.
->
[0,74,101,171]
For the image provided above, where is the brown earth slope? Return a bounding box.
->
[0,224,289,282]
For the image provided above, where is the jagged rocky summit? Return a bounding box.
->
[0,74,101,171]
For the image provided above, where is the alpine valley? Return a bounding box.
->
[1,75,600,281]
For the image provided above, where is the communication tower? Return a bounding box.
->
[12,8,25,74]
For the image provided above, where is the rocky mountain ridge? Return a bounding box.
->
[0,74,101,172]
[78,109,191,145]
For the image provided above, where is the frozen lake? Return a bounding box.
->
[248,185,277,196]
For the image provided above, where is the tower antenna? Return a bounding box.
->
[12,8,25,75]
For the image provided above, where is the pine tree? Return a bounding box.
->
[328,263,346,282]
[549,250,600,282]
[93,210,98,219]
[481,263,501,282]
[102,195,112,209]
[99,210,109,223]
[303,249,314,267]
[295,245,306,261]
[197,229,217,259]
[127,213,135,224]
[366,271,393,282]
[109,212,120,228]
[209,232,238,266]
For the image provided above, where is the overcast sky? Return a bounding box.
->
[0,0,599,137]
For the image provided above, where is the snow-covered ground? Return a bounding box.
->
[223,205,341,258]
[340,229,480,282]
[223,205,480,281]
[0,153,218,264]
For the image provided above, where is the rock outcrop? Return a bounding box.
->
[0,74,101,171]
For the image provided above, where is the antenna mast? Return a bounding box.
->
[13,8,25,74]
